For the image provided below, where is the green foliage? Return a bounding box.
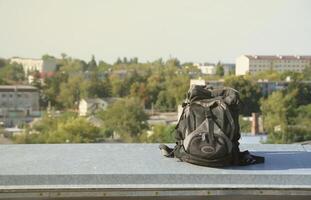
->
[261,91,296,143]
[98,60,112,72]
[13,113,101,144]
[251,70,282,81]
[248,70,304,82]
[0,62,25,83]
[42,54,55,60]
[5,53,311,144]
[41,72,68,108]
[286,81,311,106]
[303,66,311,80]
[58,59,86,73]
[139,124,175,143]
[215,62,224,76]
[224,75,262,116]
[98,98,148,141]
[166,58,180,67]
[155,75,189,111]
[58,75,84,109]
[84,70,111,98]
[0,58,6,68]
[239,117,251,133]
[261,88,311,144]
[87,55,97,71]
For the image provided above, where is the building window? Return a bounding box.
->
[9,94,13,98]
[1,94,5,98]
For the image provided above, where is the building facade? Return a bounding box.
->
[223,63,235,75]
[0,85,40,127]
[236,55,311,75]
[79,98,119,116]
[10,57,57,76]
[194,63,216,75]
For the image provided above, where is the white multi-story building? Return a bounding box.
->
[236,55,311,75]
[194,63,216,75]
[190,79,206,86]
[0,85,40,127]
[10,57,57,76]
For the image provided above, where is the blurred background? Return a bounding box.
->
[0,0,310,144]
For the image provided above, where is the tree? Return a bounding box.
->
[286,81,311,106]
[139,124,175,143]
[123,57,128,64]
[30,70,42,88]
[84,70,111,98]
[224,76,262,116]
[87,55,97,71]
[109,73,128,97]
[41,72,68,108]
[261,79,311,144]
[166,58,180,67]
[130,82,148,107]
[130,57,138,64]
[48,117,100,143]
[98,60,112,72]
[154,75,189,112]
[0,62,25,83]
[13,114,101,144]
[60,53,67,59]
[145,74,163,108]
[215,61,224,76]
[303,66,311,80]
[59,59,87,73]
[98,98,148,141]
[261,90,298,143]
[42,54,55,60]
[0,58,6,68]
[114,57,122,65]
[57,75,84,109]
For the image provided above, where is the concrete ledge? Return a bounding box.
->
[0,144,311,199]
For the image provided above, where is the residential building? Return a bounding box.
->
[257,80,289,96]
[194,63,216,75]
[0,85,40,127]
[147,112,178,125]
[236,55,311,75]
[190,79,206,86]
[10,57,57,76]
[189,79,311,97]
[79,98,119,116]
[223,63,235,75]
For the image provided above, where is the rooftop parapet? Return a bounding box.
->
[0,143,311,199]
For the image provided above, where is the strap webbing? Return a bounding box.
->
[207,118,215,145]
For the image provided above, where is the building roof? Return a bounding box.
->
[0,85,38,92]
[10,57,56,61]
[10,57,43,61]
[244,55,311,60]
[82,97,119,105]
[1,143,311,198]
[82,98,105,104]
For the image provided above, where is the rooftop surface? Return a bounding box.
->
[0,143,311,199]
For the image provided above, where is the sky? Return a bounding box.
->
[0,0,311,64]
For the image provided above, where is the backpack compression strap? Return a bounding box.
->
[159,144,177,158]
[238,150,265,165]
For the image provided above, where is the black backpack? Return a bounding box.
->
[160,85,264,167]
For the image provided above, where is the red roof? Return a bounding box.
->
[244,55,311,60]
